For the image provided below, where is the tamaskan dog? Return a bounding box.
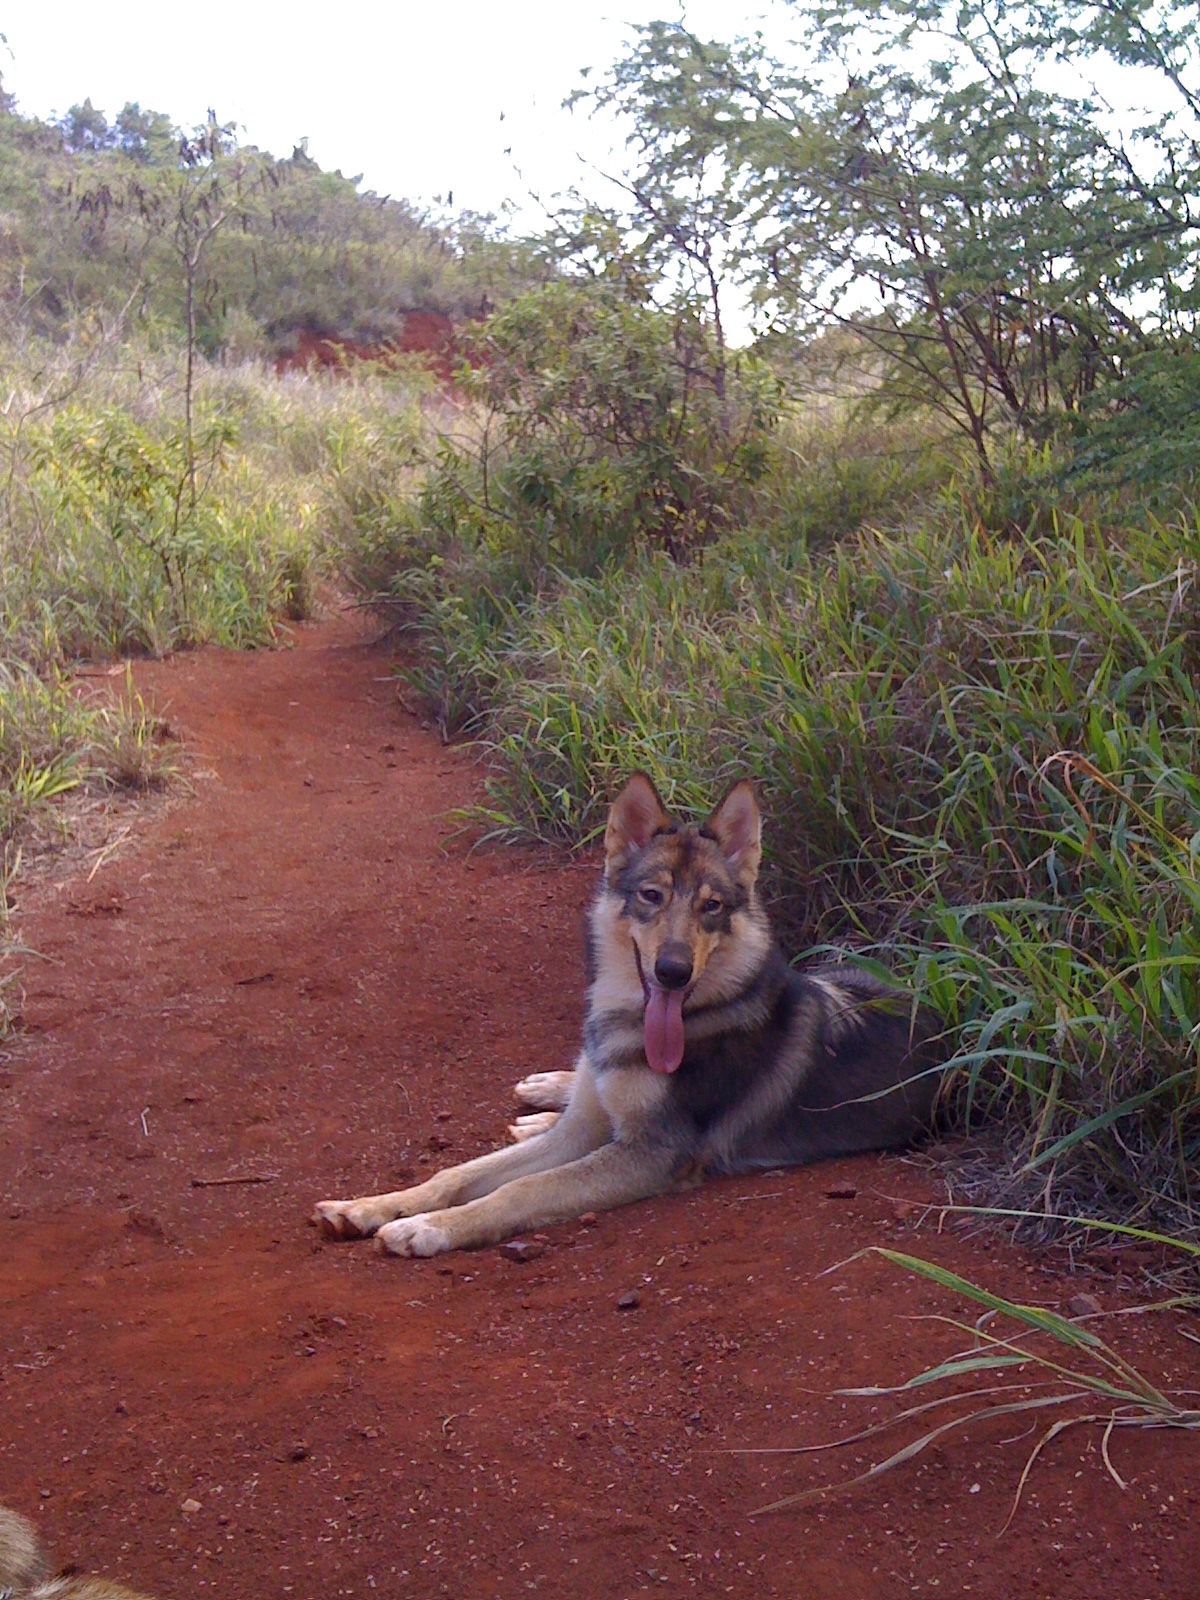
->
[313,774,941,1257]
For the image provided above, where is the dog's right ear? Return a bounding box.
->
[604,773,669,871]
[704,779,762,885]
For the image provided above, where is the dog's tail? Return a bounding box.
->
[0,1507,156,1600]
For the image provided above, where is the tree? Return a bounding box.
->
[570,25,757,399]
[162,119,251,504]
[59,98,108,152]
[427,282,779,568]
[589,2,1200,481]
[111,103,175,163]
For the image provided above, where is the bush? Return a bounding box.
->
[419,283,780,580]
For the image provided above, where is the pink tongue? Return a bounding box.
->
[644,985,686,1074]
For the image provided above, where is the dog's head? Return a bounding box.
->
[599,772,765,1073]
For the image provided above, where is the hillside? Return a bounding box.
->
[0,83,542,356]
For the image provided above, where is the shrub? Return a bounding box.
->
[420,283,780,581]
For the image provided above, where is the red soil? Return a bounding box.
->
[2,613,1198,1598]
[274,313,457,380]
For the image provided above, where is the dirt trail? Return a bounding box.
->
[1,614,1197,1600]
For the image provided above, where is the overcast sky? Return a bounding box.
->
[0,1,788,224]
[4,1,1180,212]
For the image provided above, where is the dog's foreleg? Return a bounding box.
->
[313,1070,610,1239]
[374,1138,679,1257]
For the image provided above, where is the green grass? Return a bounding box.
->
[377,472,1200,1237]
[743,1245,1200,1524]
[0,330,433,871]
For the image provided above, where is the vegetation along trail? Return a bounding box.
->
[2,614,1198,1599]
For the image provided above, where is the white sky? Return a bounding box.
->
[0,1,786,223]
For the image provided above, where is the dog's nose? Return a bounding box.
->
[654,943,694,990]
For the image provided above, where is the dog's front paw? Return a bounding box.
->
[508,1111,560,1143]
[311,1198,392,1239]
[375,1214,452,1258]
[513,1069,575,1111]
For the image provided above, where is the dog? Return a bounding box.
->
[0,1506,155,1600]
[313,773,941,1257]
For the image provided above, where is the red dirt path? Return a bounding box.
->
[2,614,1197,1599]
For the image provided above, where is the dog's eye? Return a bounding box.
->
[638,886,664,906]
[701,897,723,916]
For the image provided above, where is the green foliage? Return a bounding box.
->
[1070,343,1200,490]
[763,406,961,547]
[567,22,753,387]
[0,99,542,355]
[420,283,780,578]
[33,406,240,624]
[586,3,1200,482]
[0,660,90,841]
[0,336,427,846]
[320,390,431,595]
[10,400,312,658]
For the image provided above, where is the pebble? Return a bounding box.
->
[617,1291,641,1311]
[289,1443,309,1462]
[499,1239,546,1263]
[824,1185,857,1200]
[1066,1292,1102,1318]
[181,1499,201,1514]
[578,1212,598,1226]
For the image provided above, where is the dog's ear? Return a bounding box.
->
[704,780,762,884]
[605,773,669,869]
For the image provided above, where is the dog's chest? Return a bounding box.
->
[593,1062,671,1137]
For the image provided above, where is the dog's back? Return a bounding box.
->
[680,960,939,1173]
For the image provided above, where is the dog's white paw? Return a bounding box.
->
[375,1214,452,1258]
[513,1070,575,1111]
[508,1111,561,1143]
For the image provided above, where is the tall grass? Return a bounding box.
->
[380,472,1200,1234]
[0,325,430,848]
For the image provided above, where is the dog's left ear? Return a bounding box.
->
[704,780,762,884]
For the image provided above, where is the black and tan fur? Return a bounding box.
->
[313,774,941,1257]
[0,1506,155,1600]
